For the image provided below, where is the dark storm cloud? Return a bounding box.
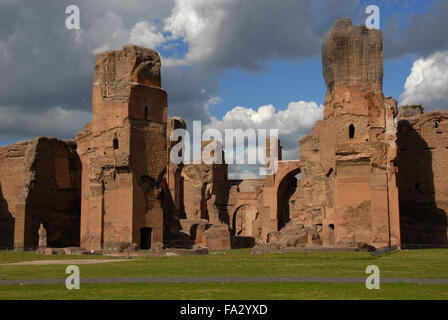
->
[0,1,93,111]
[310,0,360,36]
[163,66,220,126]
[0,0,174,139]
[0,0,358,140]
[6,0,444,141]
[164,0,360,71]
[384,0,448,59]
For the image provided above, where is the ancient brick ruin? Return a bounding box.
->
[0,19,446,251]
[397,107,448,246]
[75,45,168,251]
[0,137,80,249]
[287,19,401,248]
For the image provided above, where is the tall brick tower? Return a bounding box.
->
[298,19,401,248]
[76,45,167,250]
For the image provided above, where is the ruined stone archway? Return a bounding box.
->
[276,167,301,230]
[232,205,258,237]
[328,224,335,245]
[261,160,301,235]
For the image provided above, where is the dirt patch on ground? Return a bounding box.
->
[6,259,130,266]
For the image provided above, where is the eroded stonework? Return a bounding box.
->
[284,18,401,248]
[0,137,81,249]
[397,107,448,245]
[76,45,167,251]
[0,19,446,251]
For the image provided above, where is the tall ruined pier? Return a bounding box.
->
[76,45,168,250]
[1,19,446,251]
[295,19,401,247]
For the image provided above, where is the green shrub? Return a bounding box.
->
[401,104,425,111]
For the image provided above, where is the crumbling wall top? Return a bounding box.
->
[397,105,424,118]
[322,18,383,94]
[94,44,162,99]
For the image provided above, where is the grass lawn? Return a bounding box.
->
[1,282,447,300]
[0,249,447,299]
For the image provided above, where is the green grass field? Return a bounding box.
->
[2,282,447,300]
[0,249,447,299]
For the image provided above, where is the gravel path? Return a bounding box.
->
[1,276,447,286]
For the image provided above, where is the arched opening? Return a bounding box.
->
[144,106,148,120]
[113,138,119,150]
[232,205,258,237]
[277,167,301,231]
[434,122,439,129]
[328,224,335,245]
[0,183,14,249]
[140,227,152,249]
[349,124,355,139]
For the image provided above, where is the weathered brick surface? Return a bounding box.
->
[273,19,401,248]
[397,107,448,245]
[0,141,27,248]
[1,21,446,251]
[0,138,81,249]
[76,45,167,250]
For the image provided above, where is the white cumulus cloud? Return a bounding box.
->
[86,10,129,55]
[205,100,324,160]
[129,21,165,49]
[163,0,325,70]
[400,51,448,110]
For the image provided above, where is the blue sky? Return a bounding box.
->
[1,0,447,164]
[212,59,326,120]
[158,0,443,130]
[209,0,437,120]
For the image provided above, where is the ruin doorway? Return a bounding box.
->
[0,183,14,249]
[232,205,258,237]
[328,224,335,245]
[113,138,119,150]
[140,227,152,249]
[277,168,301,231]
[349,124,355,139]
